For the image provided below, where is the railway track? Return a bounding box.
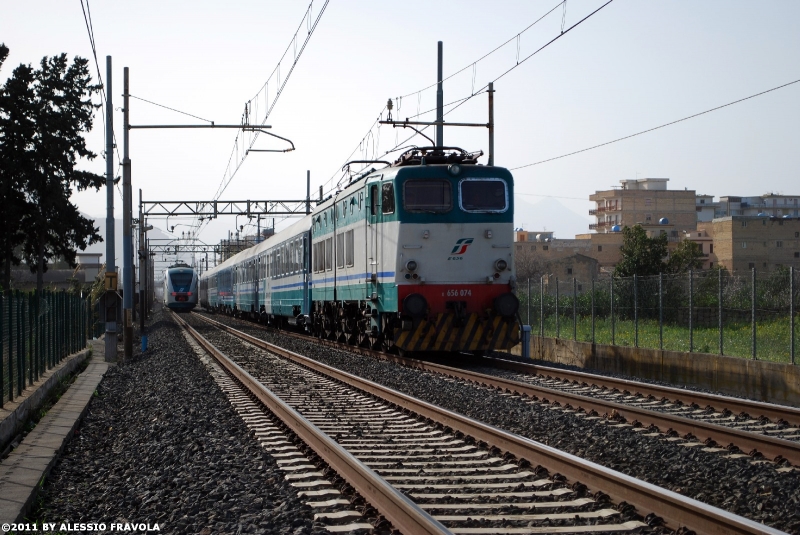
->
[175,311,784,535]
[196,310,800,469]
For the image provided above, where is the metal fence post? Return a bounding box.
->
[573,277,577,341]
[555,277,560,339]
[591,278,595,344]
[791,266,795,365]
[540,276,544,337]
[752,267,756,360]
[634,274,638,348]
[689,269,694,353]
[8,293,13,401]
[0,294,4,407]
[659,272,663,351]
[611,276,615,346]
[26,292,31,386]
[16,291,22,397]
[719,268,723,356]
[527,278,531,326]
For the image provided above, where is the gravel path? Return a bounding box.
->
[33,305,324,535]
[205,314,800,534]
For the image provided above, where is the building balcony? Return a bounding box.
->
[589,221,611,230]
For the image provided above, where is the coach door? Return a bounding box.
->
[366,179,382,301]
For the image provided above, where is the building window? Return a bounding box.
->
[741,220,747,227]
[763,219,767,226]
[795,252,800,258]
[531,245,536,251]
[566,267,573,275]
[741,242,747,249]
[542,245,549,251]
[645,214,652,222]
[709,244,713,254]
[597,245,603,252]
[777,241,783,248]
[698,243,703,253]
[763,262,767,268]
[700,199,705,204]
[796,232,799,238]
[645,198,652,207]
[709,262,713,268]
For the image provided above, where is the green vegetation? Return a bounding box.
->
[518,266,799,364]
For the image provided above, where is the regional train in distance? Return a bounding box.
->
[199,146,520,354]
[164,261,198,311]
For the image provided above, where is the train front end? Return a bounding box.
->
[165,263,198,311]
[383,152,520,353]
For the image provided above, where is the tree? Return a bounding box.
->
[0,46,104,295]
[613,224,668,277]
[666,238,704,273]
[0,43,37,292]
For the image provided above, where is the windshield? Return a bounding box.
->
[403,179,452,212]
[170,272,194,291]
[460,178,508,212]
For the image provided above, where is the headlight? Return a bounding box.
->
[495,259,508,271]
[403,293,428,317]
[406,260,418,272]
[493,293,519,317]
[448,164,461,176]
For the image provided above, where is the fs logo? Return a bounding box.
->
[450,238,474,255]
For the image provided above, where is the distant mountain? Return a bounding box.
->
[513,196,593,239]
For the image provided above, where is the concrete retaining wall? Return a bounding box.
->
[509,336,800,407]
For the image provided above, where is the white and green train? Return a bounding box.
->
[199,147,520,353]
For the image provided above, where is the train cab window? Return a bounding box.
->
[336,233,345,268]
[459,178,508,212]
[381,182,395,214]
[345,230,354,267]
[370,185,379,216]
[404,179,452,212]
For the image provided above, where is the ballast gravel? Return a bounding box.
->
[34,305,322,535]
[204,314,800,535]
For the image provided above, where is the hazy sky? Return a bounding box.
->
[3,1,799,253]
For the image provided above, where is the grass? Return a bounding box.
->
[524,314,798,363]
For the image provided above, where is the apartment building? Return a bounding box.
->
[589,178,696,233]
[716,195,800,219]
[693,216,800,273]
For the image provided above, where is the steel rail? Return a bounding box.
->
[375,356,800,466]
[213,316,800,465]
[477,355,800,424]
[195,313,785,535]
[170,311,450,535]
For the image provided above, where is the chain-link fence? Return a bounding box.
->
[0,290,91,406]
[518,267,799,364]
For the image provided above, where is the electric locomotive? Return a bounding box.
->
[311,146,519,353]
[164,261,198,311]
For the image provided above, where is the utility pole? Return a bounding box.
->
[488,82,495,166]
[104,55,117,361]
[122,67,133,360]
[306,171,311,214]
[436,41,443,148]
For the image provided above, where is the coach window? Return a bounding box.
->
[404,179,452,212]
[325,237,333,271]
[459,178,508,212]
[382,182,395,214]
